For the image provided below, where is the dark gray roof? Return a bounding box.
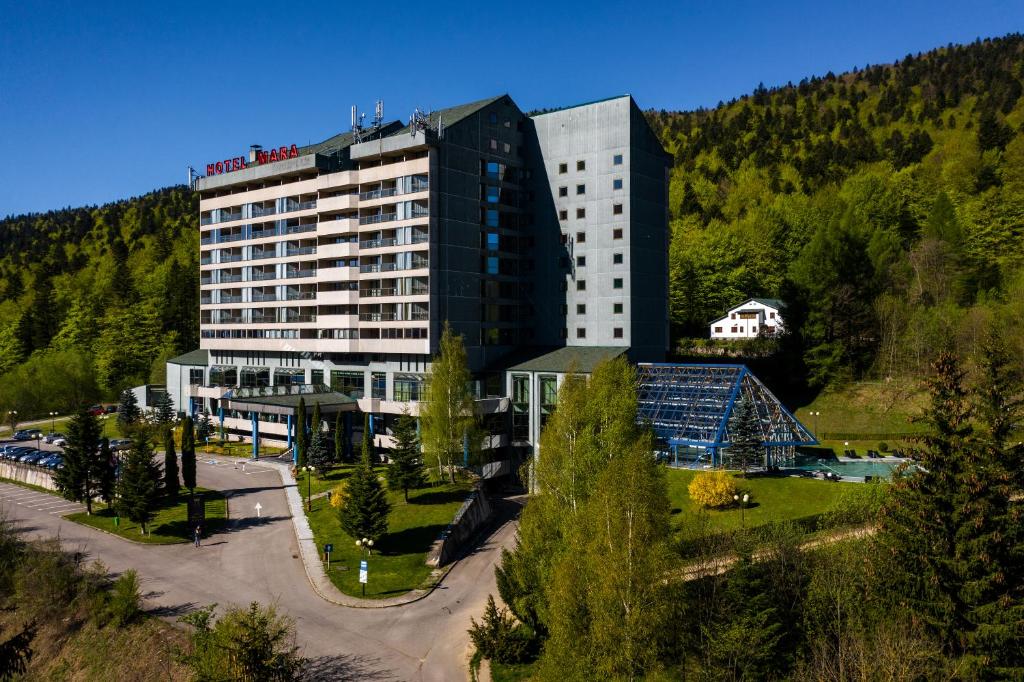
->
[167,349,208,366]
[384,94,508,138]
[507,346,629,373]
[750,298,785,309]
[224,391,357,410]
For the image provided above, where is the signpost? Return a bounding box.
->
[324,543,333,570]
[187,497,206,527]
[359,560,368,596]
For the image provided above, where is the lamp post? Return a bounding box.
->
[733,493,750,527]
[355,537,374,597]
[7,410,16,433]
[49,411,58,434]
[809,411,820,437]
[301,465,313,511]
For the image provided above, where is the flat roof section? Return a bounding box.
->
[506,346,629,374]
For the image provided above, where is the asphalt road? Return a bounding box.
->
[0,457,522,681]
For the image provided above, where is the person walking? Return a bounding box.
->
[193,524,202,548]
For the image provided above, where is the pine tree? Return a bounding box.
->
[420,322,477,483]
[337,418,390,542]
[117,389,140,432]
[727,396,763,476]
[295,398,307,468]
[195,408,212,443]
[334,410,345,463]
[53,408,103,514]
[163,427,180,498]
[386,411,426,502]
[153,391,175,426]
[306,402,332,475]
[180,415,196,494]
[117,432,161,534]
[97,437,116,505]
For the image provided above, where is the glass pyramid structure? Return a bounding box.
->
[636,363,817,467]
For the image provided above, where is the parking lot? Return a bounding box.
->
[0,481,84,516]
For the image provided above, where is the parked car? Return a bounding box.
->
[104,405,117,414]
[12,430,35,441]
[20,450,46,465]
[43,432,65,444]
[40,454,63,469]
[4,447,32,460]
[111,438,133,452]
[88,405,104,416]
[52,436,68,447]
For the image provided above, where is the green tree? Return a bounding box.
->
[295,397,307,468]
[306,402,332,475]
[180,415,196,494]
[116,432,161,534]
[195,408,212,443]
[337,416,390,542]
[52,409,103,514]
[727,396,763,475]
[420,322,476,483]
[468,594,528,664]
[97,437,116,506]
[333,410,345,463]
[116,389,140,433]
[153,390,175,426]
[386,410,426,502]
[163,427,180,498]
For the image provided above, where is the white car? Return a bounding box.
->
[53,437,68,447]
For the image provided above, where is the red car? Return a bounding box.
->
[88,405,104,416]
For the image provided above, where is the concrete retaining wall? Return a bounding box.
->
[426,485,493,567]
[0,462,56,491]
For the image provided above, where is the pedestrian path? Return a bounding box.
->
[0,481,84,516]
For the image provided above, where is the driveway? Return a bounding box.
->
[0,458,521,681]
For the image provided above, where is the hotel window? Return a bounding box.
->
[504,118,511,128]
[489,112,498,124]
[394,374,424,402]
[189,368,204,385]
[539,375,558,428]
[577,280,586,291]
[330,370,365,399]
[503,142,511,153]
[511,374,529,440]
[613,203,623,215]
[559,186,568,197]
[576,184,585,195]
[489,139,498,150]
[576,255,586,267]
[240,367,270,388]
[613,327,623,338]
[310,369,324,386]
[577,160,585,171]
[613,178,623,190]
[577,303,586,314]
[613,154,623,165]
[559,209,568,221]
[560,233,568,245]
[613,228,623,239]
[613,302,623,314]
[576,231,586,243]
[577,328,586,338]
[558,163,567,174]
[576,207,585,219]
[613,278,623,289]
[613,253,623,264]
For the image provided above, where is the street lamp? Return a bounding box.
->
[49,411,59,434]
[301,465,314,511]
[355,537,374,597]
[7,410,16,432]
[733,493,750,527]
[809,411,820,437]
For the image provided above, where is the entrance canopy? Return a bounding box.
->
[222,384,358,417]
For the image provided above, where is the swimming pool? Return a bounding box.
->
[790,459,911,480]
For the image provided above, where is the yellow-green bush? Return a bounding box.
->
[688,470,737,509]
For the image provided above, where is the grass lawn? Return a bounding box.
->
[294,463,383,500]
[664,468,845,539]
[490,661,537,682]
[304,475,473,598]
[793,379,928,440]
[65,488,227,544]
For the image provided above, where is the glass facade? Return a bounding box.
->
[394,374,424,401]
[539,375,558,429]
[330,370,365,399]
[512,374,529,441]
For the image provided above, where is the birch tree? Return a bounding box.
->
[420,323,476,483]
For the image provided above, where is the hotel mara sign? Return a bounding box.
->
[206,144,300,176]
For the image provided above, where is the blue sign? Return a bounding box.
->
[324,543,333,554]
[359,560,368,584]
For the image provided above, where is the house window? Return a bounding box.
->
[613,203,623,215]
[613,302,623,314]
[752,327,758,334]
[577,280,586,291]
[577,160,585,171]
[576,303,586,314]
[714,326,723,333]
[613,253,623,264]
[731,313,736,319]
[559,210,568,221]
[613,327,623,338]
[731,326,738,333]
[559,186,568,197]
[558,163,567,174]
[613,154,623,165]
[613,228,623,239]
[613,278,623,289]
[576,255,586,267]
[576,207,585,219]
[576,184,585,195]
[769,312,776,319]
[577,327,586,338]
[613,178,623,190]
[576,231,586,243]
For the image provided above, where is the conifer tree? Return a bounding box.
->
[117,389,140,433]
[386,411,426,502]
[97,437,116,506]
[180,415,196,494]
[195,408,212,444]
[117,432,161,534]
[337,414,390,542]
[153,391,175,426]
[53,408,103,514]
[295,397,307,468]
[306,402,332,475]
[727,396,763,476]
[163,427,180,498]
[334,410,345,463]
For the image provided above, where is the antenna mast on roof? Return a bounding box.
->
[410,108,436,136]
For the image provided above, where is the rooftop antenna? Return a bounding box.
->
[352,105,368,143]
[374,100,384,129]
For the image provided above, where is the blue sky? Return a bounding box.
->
[1,0,1021,216]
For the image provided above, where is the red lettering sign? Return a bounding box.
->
[203,144,297,176]
[290,144,298,158]
[206,163,215,175]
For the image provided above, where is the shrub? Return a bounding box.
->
[329,481,347,510]
[468,594,529,664]
[105,569,142,628]
[878,441,890,453]
[688,471,738,509]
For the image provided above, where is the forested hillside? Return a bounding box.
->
[0,188,198,413]
[649,33,1024,387]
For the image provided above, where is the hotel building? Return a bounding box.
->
[167,93,669,457]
